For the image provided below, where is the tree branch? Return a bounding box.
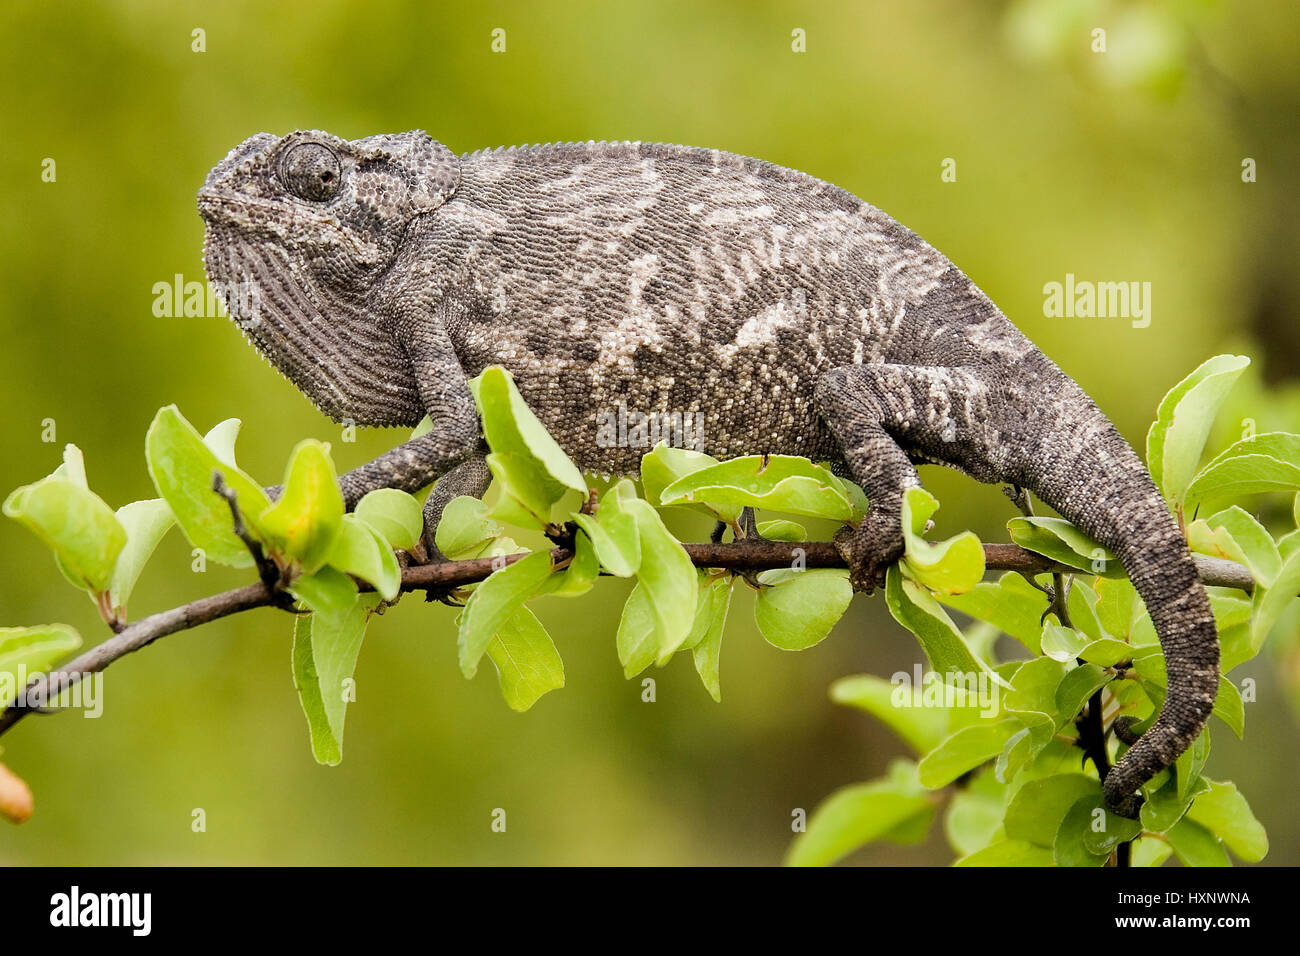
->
[0,540,1253,739]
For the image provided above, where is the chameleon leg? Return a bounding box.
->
[334,322,487,510]
[422,456,492,558]
[334,430,486,508]
[813,363,995,592]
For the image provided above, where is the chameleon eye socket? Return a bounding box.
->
[280,143,342,202]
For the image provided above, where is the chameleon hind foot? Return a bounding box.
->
[834,514,905,594]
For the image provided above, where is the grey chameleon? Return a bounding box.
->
[197,129,1219,819]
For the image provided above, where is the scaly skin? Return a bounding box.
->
[198,130,1218,818]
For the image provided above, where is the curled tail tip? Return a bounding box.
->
[1102,677,1218,817]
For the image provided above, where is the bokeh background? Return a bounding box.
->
[2,0,1298,865]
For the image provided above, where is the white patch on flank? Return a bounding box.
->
[627,253,661,306]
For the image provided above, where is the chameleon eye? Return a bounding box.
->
[280,143,342,202]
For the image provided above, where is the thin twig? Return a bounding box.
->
[0,540,1253,740]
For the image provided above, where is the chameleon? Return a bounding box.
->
[198,129,1218,819]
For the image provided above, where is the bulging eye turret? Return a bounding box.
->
[280,142,342,201]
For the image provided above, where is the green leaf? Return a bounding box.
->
[754,568,852,650]
[1054,663,1111,723]
[1279,527,1300,559]
[659,455,856,521]
[995,727,1039,783]
[409,416,433,440]
[689,575,733,701]
[1251,548,1300,653]
[623,497,698,663]
[755,519,808,542]
[1079,637,1134,668]
[832,475,871,521]
[1002,656,1066,742]
[291,594,380,766]
[1040,620,1086,662]
[640,445,741,523]
[1215,594,1257,672]
[830,674,953,754]
[1204,507,1280,586]
[1185,779,1268,862]
[1006,517,1120,576]
[289,565,358,617]
[202,418,244,468]
[615,582,658,679]
[1165,816,1230,866]
[1066,579,1106,641]
[257,440,344,575]
[108,498,174,613]
[916,720,1021,788]
[3,474,127,595]
[1052,796,1110,867]
[939,572,1050,655]
[884,564,990,678]
[1081,803,1143,856]
[457,550,555,678]
[1146,354,1250,504]
[1175,727,1211,801]
[354,488,423,551]
[1139,770,1208,833]
[1185,454,1300,513]
[1184,432,1300,511]
[1039,620,1130,668]
[1094,576,1140,640]
[547,529,600,598]
[471,367,587,527]
[485,607,564,712]
[572,481,642,577]
[52,443,88,488]
[327,514,401,601]
[434,496,503,560]
[0,625,82,709]
[785,760,935,867]
[1004,774,1101,847]
[145,405,270,568]
[944,770,1008,858]
[955,839,1055,867]
[575,479,697,657]
[1131,836,1175,868]
[899,487,984,595]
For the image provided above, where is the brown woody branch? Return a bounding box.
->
[0,542,1252,740]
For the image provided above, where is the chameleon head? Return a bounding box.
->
[197,129,460,425]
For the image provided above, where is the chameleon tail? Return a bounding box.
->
[1020,395,1219,818]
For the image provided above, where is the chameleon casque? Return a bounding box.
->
[198,129,1218,819]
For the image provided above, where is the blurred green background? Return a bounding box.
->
[2,0,1298,865]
